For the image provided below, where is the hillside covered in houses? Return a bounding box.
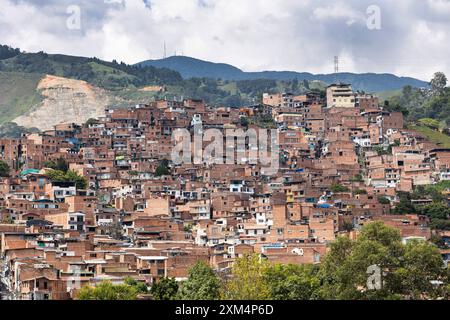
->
[0,76,449,300]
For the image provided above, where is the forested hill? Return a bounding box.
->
[0,44,444,134]
[0,45,182,90]
[0,45,327,131]
[138,55,429,92]
[0,44,327,114]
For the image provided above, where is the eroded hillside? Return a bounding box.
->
[14,75,113,131]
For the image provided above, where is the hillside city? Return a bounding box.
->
[0,81,449,300]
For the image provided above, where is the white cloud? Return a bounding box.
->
[313,2,365,26]
[0,0,449,80]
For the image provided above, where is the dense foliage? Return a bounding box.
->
[221,253,271,300]
[76,280,143,300]
[45,169,88,189]
[236,79,278,95]
[44,157,69,172]
[178,261,221,300]
[0,45,327,108]
[0,45,21,60]
[0,122,39,138]
[0,160,10,177]
[77,223,448,301]
[150,277,179,300]
[264,264,321,300]
[392,183,450,230]
[330,184,350,193]
[318,222,445,300]
[386,72,450,126]
[155,159,170,177]
[219,224,448,300]
[0,52,182,89]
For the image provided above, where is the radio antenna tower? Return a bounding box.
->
[334,56,339,83]
[164,42,167,59]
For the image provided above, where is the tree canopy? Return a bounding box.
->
[150,277,179,300]
[317,222,447,300]
[0,160,10,177]
[221,254,271,300]
[264,264,321,300]
[178,261,221,300]
[77,223,448,301]
[76,281,140,300]
[46,169,88,189]
[387,72,450,125]
[430,72,447,96]
[155,159,170,177]
[44,157,69,172]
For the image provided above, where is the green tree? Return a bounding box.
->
[240,117,249,128]
[46,169,88,189]
[417,202,450,220]
[155,159,170,177]
[342,221,354,232]
[123,277,148,294]
[221,254,270,300]
[179,261,221,300]
[76,281,139,300]
[150,277,179,300]
[0,160,10,177]
[430,219,450,231]
[430,72,447,96]
[44,157,69,172]
[291,78,299,92]
[317,222,446,300]
[378,196,390,205]
[264,264,320,300]
[330,184,350,193]
[392,192,417,215]
[394,240,446,299]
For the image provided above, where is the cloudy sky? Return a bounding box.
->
[0,0,449,80]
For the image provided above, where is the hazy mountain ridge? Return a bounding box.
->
[138,56,429,92]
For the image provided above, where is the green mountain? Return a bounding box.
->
[138,56,429,93]
[0,71,44,123]
[0,44,437,136]
[0,47,182,90]
[0,45,326,125]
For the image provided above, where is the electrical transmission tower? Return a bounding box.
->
[334,56,339,84]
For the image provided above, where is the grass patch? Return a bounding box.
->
[376,89,402,102]
[0,71,44,124]
[409,125,450,148]
[219,82,238,95]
